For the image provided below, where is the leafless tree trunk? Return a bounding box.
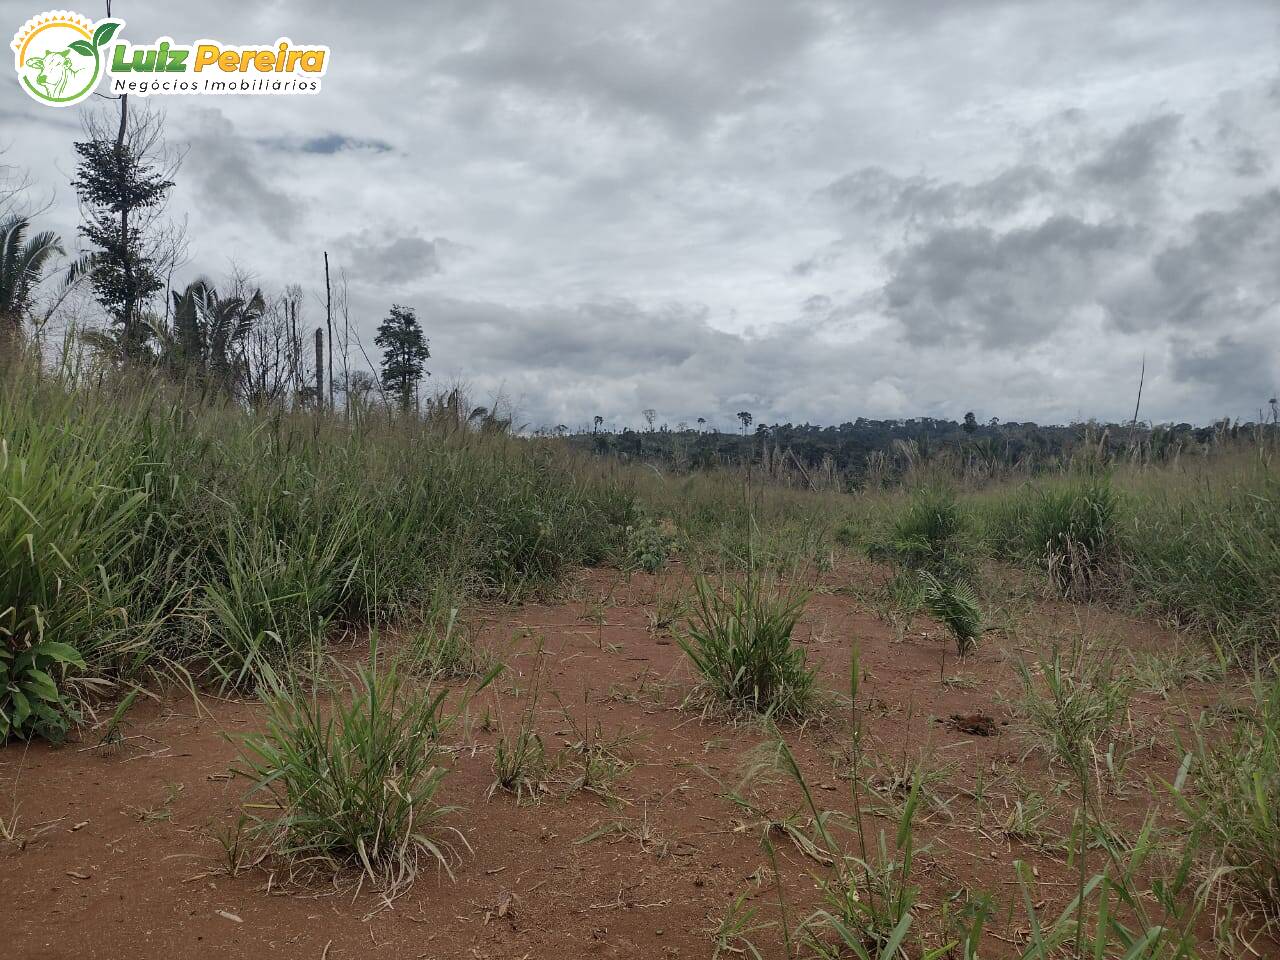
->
[314,327,324,410]
[324,251,333,412]
[338,270,351,420]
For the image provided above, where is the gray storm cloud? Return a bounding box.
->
[5,0,1278,427]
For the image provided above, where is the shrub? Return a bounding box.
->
[235,643,499,893]
[678,566,813,720]
[625,515,674,573]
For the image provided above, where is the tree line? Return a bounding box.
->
[564,408,1280,489]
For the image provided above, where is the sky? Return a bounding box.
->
[5,0,1279,431]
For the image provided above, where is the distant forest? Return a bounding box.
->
[559,408,1280,489]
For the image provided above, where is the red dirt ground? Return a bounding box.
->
[0,560,1266,959]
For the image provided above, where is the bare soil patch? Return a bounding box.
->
[0,562,1263,958]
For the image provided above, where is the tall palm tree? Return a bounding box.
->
[0,215,64,340]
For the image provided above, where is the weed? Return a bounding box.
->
[131,781,184,824]
[866,751,955,825]
[209,813,258,877]
[997,788,1060,851]
[678,565,814,721]
[1176,669,1280,928]
[554,701,635,802]
[1127,642,1227,699]
[576,802,668,856]
[0,368,630,742]
[1014,634,1134,956]
[235,640,499,896]
[491,725,548,802]
[871,570,923,643]
[625,515,675,573]
[489,647,549,803]
[1009,812,1205,959]
[710,891,773,960]
[646,587,687,636]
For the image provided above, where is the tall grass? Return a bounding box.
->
[1177,669,1280,927]
[0,384,176,738]
[1121,456,1279,653]
[965,453,1278,654]
[0,365,633,738]
[978,473,1118,596]
[875,485,973,581]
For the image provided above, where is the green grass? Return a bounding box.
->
[965,453,1276,655]
[0,364,633,739]
[0,382,176,738]
[1120,456,1280,653]
[1177,670,1280,928]
[235,643,499,893]
[874,485,974,581]
[677,564,814,720]
[979,473,1118,596]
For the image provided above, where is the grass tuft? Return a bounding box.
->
[235,641,498,895]
[678,565,814,721]
[1177,669,1280,928]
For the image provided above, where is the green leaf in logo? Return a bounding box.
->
[69,39,95,57]
[92,21,121,48]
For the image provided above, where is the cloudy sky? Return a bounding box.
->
[6,0,1279,429]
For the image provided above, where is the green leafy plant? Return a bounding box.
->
[625,516,674,573]
[918,571,984,657]
[0,632,85,741]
